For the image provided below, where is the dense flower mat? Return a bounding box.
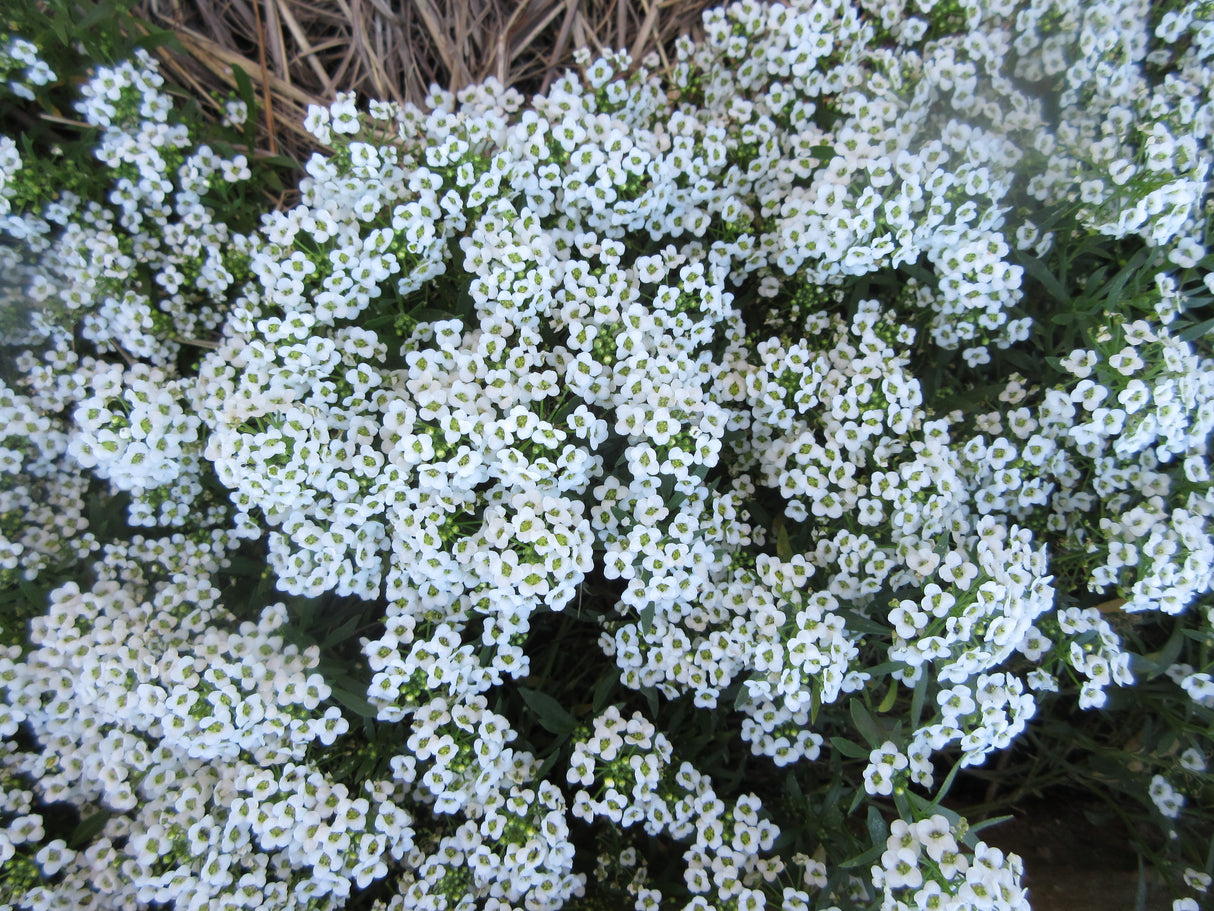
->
[0,0,1213,909]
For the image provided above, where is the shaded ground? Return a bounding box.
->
[977,797,1172,911]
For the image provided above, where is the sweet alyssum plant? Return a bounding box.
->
[0,0,1213,909]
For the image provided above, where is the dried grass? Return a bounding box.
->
[136,0,718,161]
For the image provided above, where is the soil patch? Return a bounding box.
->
[976,796,1171,911]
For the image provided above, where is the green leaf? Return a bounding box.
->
[932,759,962,805]
[640,685,659,718]
[16,577,46,611]
[1020,254,1068,303]
[901,261,937,286]
[518,686,578,734]
[536,734,570,779]
[258,154,304,171]
[830,737,870,760]
[849,698,883,747]
[328,682,376,719]
[968,814,1014,838]
[637,602,656,636]
[320,615,360,651]
[867,805,888,847]
[1142,622,1185,680]
[79,1,118,30]
[70,809,111,848]
[893,787,912,820]
[874,679,898,713]
[785,770,804,806]
[776,516,792,562]
[848,784,866,815]
[592,670,618,714]
[1179,317,1214,342]
[131,28,182,55]
[224,555,268,577]
[1094,247,1150,308]
[840,610,889,637]
[734,682,752,713]
[839,843,884,869]
[910,669,928,728]
[231,63,257,111]
[864,660,909,678]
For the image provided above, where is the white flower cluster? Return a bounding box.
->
[0,533,421,908]
[41,51,251,365]
[568,707,782,909]
[886,523,1054,684]
[0,49,260,537]
[1014,0,1214,258]
[0,0,1212,907]
[1148,773,1186,820]
[381,779,583,911]
[0,135,22,229]
[871,815,1029,911]
[1017,606,1135,709]
[0,36,55,101]
[1040,318,1214,616]
[0,375,93,582]
[67,361,206,526]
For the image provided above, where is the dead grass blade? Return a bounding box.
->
[135,0,720,164]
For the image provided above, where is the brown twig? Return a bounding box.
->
[251,0,279,154]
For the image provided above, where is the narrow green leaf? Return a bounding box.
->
[518,686,578,734]
[638,602,656,636]
[877,681,899,714]
[592,670,618,714]
[839,843,883,869]
[830,737,871,760]
[79,2,118,30]
[867,805,888,847]
[536,734,570,779]
[1179,317,1214,341]
[131,29,182,54]
[849,698,883,746]
[1020,254,1068,302]
[865,660,909,678]
[16,578,45,611]
[932,759,962,805]
[901,261,936,285]
[329,684,376,719]
[785,770,804,806]
[1135,857,1149,911]
[776,516,792,562]
[320,615,360,651]
[848,786,866,815]
[968,814,1014,838]
[1144,623,1186,680]
[841,611,889,636]
[641,685,659,718]
[893,787,912,820]
[70,809,111,848]
[231,63,256,110]
[257,154,303,171]
[910,669,928,728]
